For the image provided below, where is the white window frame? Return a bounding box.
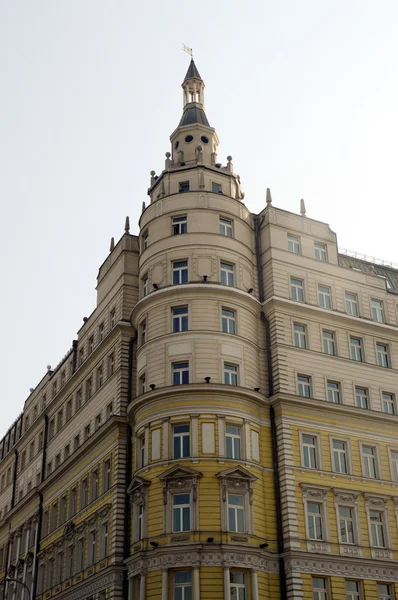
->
[360,443,381,479]
[327,380,341,404]
[382,392,396,415]
[173,571,192,600]
[172,260,189,285]
[312,577,329,600]
[302,485,329,550]
[315,242,327,262]
[300,432,321,470]
[219,217,233,237]
[226,425,241,459]
[350,337,363,362]
[345,292,359,316]
[217,466,257,536]
[307,501,324,540]
[172,306,189,333]
[376,343,390,368]
[288,234,301,254]
[337,505,356,545]
[142,230,148,250]
[330,438,350,474]
[143,275,148,297]
[222,308,236,334]
[220,262,235,287]
[346,581,362,600]
[224,363,238,385]
[322,330,336,355]
[297,374,311,398]
[230,571,247,599]
[172,423,191,459]
[290,277,304,302]
[371,299,385,323]
[377,583,394,600]
[318,284,332,309]
[172,361,190,385]
[388,447,398,482]
[172,215,187,235]
[139,319,147,346]
[293,323,307,349]
[159,465,201,534]
[355,386,369,409]
[128,475,150,543]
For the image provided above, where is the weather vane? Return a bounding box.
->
[182,44,193,57]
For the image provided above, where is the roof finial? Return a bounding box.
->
[300,199,306,217]
[125,216,130,233]
[182,43,193,58]
[110,237,115,252]
[266,188,272,206]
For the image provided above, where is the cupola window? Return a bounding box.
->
[184,135,193,143]
[179,181,190,193]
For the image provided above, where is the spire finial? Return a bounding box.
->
[110,237,115,252]
[300,199,306,217]
[125,216,130,233]
[266,188,272,206]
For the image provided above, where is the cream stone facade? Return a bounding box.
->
[1,59,398,600]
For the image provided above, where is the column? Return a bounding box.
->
[244,421,251,461]
[162,569,168,600]
[223,567,230,600]
[144,427,149,466]
[140,572,146,600]
[128,577,134,600]
[193,567,200,600]
[251,570,259,600]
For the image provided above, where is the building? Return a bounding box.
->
[1,59,398,600]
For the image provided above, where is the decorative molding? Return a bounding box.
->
[285,556,398,580]
[127,475,151,507]
[333,488,360,504]
[217,466,258,504]
[300,483,329,501]
[158,464,202,505]
[364,493,389,508]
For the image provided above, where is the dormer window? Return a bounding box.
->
[179,181,190,193]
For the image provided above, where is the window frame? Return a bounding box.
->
[318,284,332,309]
[314,242,328,262]
[172,260,189,285]
[355,386,370,409]
[382,392,396,415]
[159,465,201,534]
[173,571,192,600]
[322,330,336,356]
[360,442,381,479]
[287,234,301,254]
[297,374,312,398]
[172,361,190,385]
[345,292,359,316]
[219,217,233,237]
[300,431,321,470]
[223,363,238,386]
[220,261,235,287]
[172,423,191,459]
[350,336,363,362]
[327,380,341,404]
[290,277,304,302]
[172,306,189,333]
[217,466,257,536]
[222,307,236,335]
[330,437,351,474]
[226,424,242,460]
[172,215,188,235]
[312,577,329,600]
[376,342,390,368]
[371,298,385,323]
[293,322,307,349]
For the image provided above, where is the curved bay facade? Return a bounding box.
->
[2,59,398,600]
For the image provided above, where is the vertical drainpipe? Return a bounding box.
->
[254,214,287,600]
[31,414,49,600]
[123,336,135,599]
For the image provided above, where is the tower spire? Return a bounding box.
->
[179,59,209,127]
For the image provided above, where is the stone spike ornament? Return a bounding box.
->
[110,237,115,252]
[125,216,130,233]
[300,198,307,217]
[266,188,272,206]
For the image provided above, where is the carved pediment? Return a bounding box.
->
[128,476,151,507]
[333,488,360,504]
[300,483,329,501]
[217,466,258,504]
[216,466,258,482]
[364,493,389,508]
[158,465,202,505]
[63,521,75,540]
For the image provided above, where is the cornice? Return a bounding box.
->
[284,552,398,580]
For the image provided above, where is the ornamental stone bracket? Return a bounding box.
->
[300,483,329,500]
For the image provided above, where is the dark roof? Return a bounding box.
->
[184,59,202,81]
[338,254,398,292]
[179,106,210,127]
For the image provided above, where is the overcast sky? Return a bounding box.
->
[1,1,398,437]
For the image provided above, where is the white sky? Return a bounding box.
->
[1,1,397,438]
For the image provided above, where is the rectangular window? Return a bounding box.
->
[99,322,105,341]
[355,387,369,409]
[313,578,328,600]
[66,545,74,579]
[110,308,116,328]
[103,459,111,491]
[137,503,144,540]
[332,440,348,474]
[173,424,190,459]
[70,487,77,518]
[378,584,393,600]
[46,557,54,591]
[50,502,58,532]
[346,581,361,600]
[318,285,332,309]
[139,374,146,394]
[390,450,398,482]
[173,572,192,600]
[222,308,236,334]
[228,493,244,532]
[297,375,311,398]
[339,506,355,544]
[220,262,234,287]
[322,330,336,355]
[139,436,145,468]
[91,469,99,501]
[88,336,94,354]
[288,234,300,254]
[212,182,222,193]
[220,217,233,237]
[81,479,88,509]
[74,434,80,451]
[173,260,188,284]
[143,276,148,297]
[293,323,307,349]
[173,306,188,332]
[100,522,108,558]
[383,392,395,415]
[224,363,238,385]
[315,242,327,262]
[77,538,85,572]
[178,181,190,193]
[66,398,73,421]
[173,362,189,385]
[97,366,103,388]
[172,215,187,234]
[371,299,384,323]
[376,343,390,368]
[85,424,90,440]
[86,378,92,400]
[345,293,359,316]
[61,371,66,387]
[140,320,147,345]
[370,510,385,547]
[302,435,317,468]
[143,231,148,250]
[76,388,82,411]
[172,493,191,532]
[290,277,304,302]
[350,337,363,361]
[108,353,114,376]
[79,348,84,366]
[60,495,67,524]
[226,425,241,459]
[230,572,247,599]
[307,502,323,540]
[106,402,113,419]
[88,530,96,565]
[362,445,377,478]
[327,381,341,404]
